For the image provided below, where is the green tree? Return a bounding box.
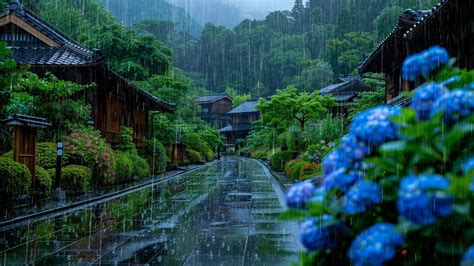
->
[292,59,334,91]
[373,5,404,44]
[257,86,335,131]
[225,87,251,108]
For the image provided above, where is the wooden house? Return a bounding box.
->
[318,77,373,115]
[196,93,232,128]
[0,0,175,147]
[220,99,260,146]
[359,0,474,105]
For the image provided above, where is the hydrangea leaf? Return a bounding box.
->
[280,209,312,220]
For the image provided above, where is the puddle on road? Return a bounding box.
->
[0,157,302,265]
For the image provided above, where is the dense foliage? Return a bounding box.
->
[168,0,439,95]
[0,157,32,203]
[61,165,92,193]
[284,47,474,265]
[64,126,115,184]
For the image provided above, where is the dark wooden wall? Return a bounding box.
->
[30,64,151,147]
[210,98,232,115]
[231,112,259,125]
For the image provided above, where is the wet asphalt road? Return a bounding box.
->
[0,157,302,265]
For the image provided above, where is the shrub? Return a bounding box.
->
[285,160,309,181]
[64,126,115,182]
[1,150,13,159]
[114,152,134,183]
[0,157,31,201]
[186,149,203,164]
[170,159,179,170]
[139,140,168,174]
[61,165,91,193]
[115,127,137,154]
[300,163,322,179]
[37,142,70,169]
[179,159,190,167]
[128,153,150,179]
[203,149,214,162]
[253,150,270,160]
[35,166,52,194]
[271,151,298,172]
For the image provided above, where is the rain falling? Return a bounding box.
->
[0,0,473,265]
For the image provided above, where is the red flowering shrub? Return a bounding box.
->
[300,163,322,179]
[64,126,116,184]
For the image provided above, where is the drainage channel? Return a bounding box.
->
[0,162,215,232]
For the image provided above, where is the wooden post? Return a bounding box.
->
[13,125,37,186]
[2,114,51,190]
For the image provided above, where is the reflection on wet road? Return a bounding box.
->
[0,157,302,265]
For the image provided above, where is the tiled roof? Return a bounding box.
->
[1,0,103,65]
[10,46,98,65]
[108,70,176,113]
[360,1,447,73]
[319,77,371,102]
[228,99,259,114]
[219,124,252,133]
[197,94,232,104]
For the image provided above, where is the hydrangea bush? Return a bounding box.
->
[284,47,474,265]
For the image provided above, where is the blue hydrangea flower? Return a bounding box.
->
[402,46,449,81]
[463,157,474,174]
[342,180,382,215]
[309,186,327,203]
[322,148,351,176]
[431,89,474,124]
[350,106,400,147]
[425,46,449,68]
[286,181,316,208]
[323,169,364,192]
[397,175,453,225]
[348,223,404,266]
[339,134,372,162]
[461,245,474,266]
[402,54,428,81]
[410,82,449,121]
[300,215,338,250]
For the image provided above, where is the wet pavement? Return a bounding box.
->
[0,157,302,265]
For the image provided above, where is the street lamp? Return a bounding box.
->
[55,140,65,201]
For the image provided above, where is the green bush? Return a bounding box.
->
[0,157,32,201]
[35,166,52,194]
[37,142,70,169]
[1,150,13,159]
[114,152,134,183]
[186,149,203,164]
[64,126,115,181]
[285,160,308,181]
[128,153,150,179]
[170,159,179,170]
[139,140,168,174]
[205,149,214,161]
[271,151,299,172]
[115,127,137,154]
[253,150,270,160]
[61,165,91,193]
[179,159,190,167]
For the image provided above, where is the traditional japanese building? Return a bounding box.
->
[318,77,373,115]
[0,0,175,147]
[220,99,260,146]
[196,93,233,128]
[360,0,474,105]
